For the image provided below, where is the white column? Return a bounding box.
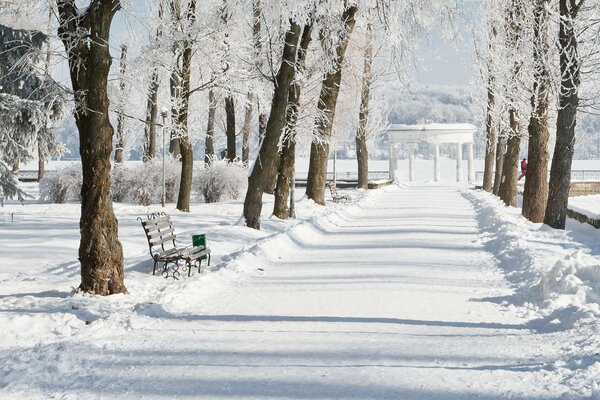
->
[467,142,475,182]
[409,148,415,182]
[389,143,397,180]
[434,144,440,182]
[456,143,463,182]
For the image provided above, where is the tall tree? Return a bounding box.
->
[522,0,551,222]
[306,5,358,205]
[355,20,373,190]
[273,23,313,219]
[243,21,303,229]
[498,0,526,207]
[174,0,196,212]
[224,96,236,160]
[205,89,216,164]
[57,0,126,295]
[143,3,164,162]
[481,24,498,193]
[544,0,584,229]
[114,44,128,163]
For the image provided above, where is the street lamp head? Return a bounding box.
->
[161,109,169,118]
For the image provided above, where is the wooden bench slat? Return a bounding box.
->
[149,234,177,245]
[144,220,172,232]
[147,227,175,239]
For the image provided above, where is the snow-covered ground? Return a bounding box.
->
[1,178,600,398]
[570,195,600,220]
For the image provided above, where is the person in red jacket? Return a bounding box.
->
[518,158,527,180]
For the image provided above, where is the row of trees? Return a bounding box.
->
[478,0,600,229]
[2,0,460,295]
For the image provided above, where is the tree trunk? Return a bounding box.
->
[497,0,524,207]
[169,66,182,157]
[482,79,496,192]
[57,0,126,295]
[143,3,163,162]
[498,109,521,207]
[493,135,506,196]
[545,0,580,229]
[241,92,253,164]
[522,0,550,223]
[205,89,216,164]
[114,44,127,164]
[224,95,236,161]
[356,22,373,190]
[273,23,313,219]
[175,1,196,212]
[37,147,45,181]
[143,70,159,161]
[38,7,53,182]
[243,21,302,229]
[306,6,358,205]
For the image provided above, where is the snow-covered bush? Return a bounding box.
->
[112,157,181,205]
[196,159,247,203]
[39,163,82,203]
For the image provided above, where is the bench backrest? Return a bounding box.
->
[326,181,338,197]
[139,213,177,254]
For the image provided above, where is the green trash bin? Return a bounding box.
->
[192,234,208,260]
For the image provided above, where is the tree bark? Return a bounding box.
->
[493,135,506,196]
[205,89,216,164]
[169,65,182,158]
[114,44,127,164]
[498,109,521,207]
[545,0,581,229]
[482,25,498,193]
[241,92,253,164]
[497,0,524,207]
[57,0,126,295]
[306,6,358,205]
[522,0,551,223]
[143,4,163,162]
[482,78,496,192]
[143,70,159,161]
[175,0,196,212]
[243,21,302,229]
[224,95,236,161]
[356,22,373,190]
[273,23,313,219]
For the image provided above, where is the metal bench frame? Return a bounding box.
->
[138,212,211,279]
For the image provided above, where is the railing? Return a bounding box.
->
[296,171,390,181]
[475,170,600,182]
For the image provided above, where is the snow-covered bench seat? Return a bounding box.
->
[138,213,210,279]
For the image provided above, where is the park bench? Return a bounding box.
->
[326,181,352,203]
[138,212,211,279]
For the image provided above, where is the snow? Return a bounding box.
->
[569,194,600,219]
[1,181,600,398]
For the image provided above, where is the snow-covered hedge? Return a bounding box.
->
[196,159,247,203]
[112,157,181,205]
[39,163,82,203]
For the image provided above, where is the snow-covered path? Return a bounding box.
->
[2,185,577,399]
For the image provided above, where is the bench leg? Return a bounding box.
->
[153,259,159,275]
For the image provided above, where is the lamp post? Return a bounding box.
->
[161,110,168,208]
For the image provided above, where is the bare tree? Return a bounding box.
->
[544,0,584,228]
[522,0,551,222]
[243,21,303,229]
[205,89,216,164]
[306,5,358,205]
[273,22,313,219]
[356,20,373,190]
[57,0,126,295]
[114,44,128,163]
